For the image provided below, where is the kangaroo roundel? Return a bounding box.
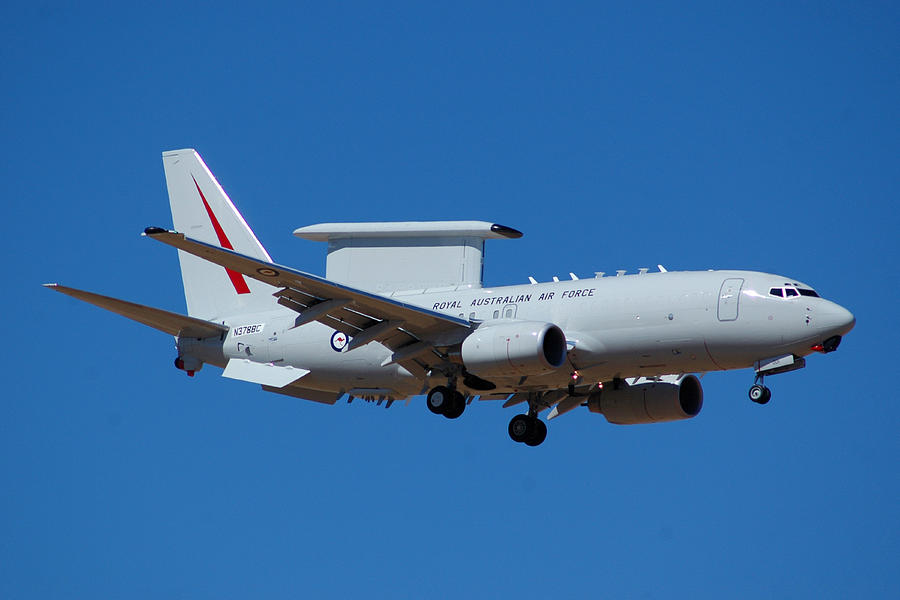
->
[330,331,349,352]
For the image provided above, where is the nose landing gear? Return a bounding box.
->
[749,383,772,404]
[748,354,808,405]
[749,371,772,404]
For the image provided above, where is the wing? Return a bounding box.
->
[44,283,228,339]
[143,228,472,378]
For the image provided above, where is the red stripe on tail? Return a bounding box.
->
[192,175,251,294]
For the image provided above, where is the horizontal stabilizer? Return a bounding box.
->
[222,359,309,388]
[44,284,228,338]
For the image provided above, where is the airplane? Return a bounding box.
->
[45,149,856,446]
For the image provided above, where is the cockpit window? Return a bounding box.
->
[770,286,819,299]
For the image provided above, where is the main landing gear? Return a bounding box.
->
[426,385,466,419]
[508,413,547,446]
[426,381,549,446]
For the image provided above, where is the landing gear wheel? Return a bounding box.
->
[508,415,547,446]
[525,418,547,446]
[508,414,533,443]
[427,386,452,415]
[749,384,771,404]
[443,391,466,419]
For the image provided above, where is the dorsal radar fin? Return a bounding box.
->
[293,221,522,293]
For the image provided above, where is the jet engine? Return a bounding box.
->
[587,375,703,425]
[460,322,567,378]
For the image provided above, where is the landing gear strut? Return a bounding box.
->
[426,385,466,419]
[508,413,547,446]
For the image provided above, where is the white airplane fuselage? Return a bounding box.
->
[47,149,858,445]
[182,268,855,399]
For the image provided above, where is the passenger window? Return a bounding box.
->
[505,309,513,318]
[785,288,799,297]
[493,310,499,319]
[469,312,476,319]
[769,288,784,298]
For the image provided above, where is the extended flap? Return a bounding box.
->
[222,359,310,388]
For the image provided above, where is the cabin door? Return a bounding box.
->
[717,278,744,321]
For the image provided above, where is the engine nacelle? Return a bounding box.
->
[587,375,703,424]
[460,321,567,378]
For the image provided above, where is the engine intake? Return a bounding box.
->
[461,321,567,378]
[587,375,703,425]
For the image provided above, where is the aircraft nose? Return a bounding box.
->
[821,302,856,336]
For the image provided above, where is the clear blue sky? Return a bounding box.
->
[3,2,898,598]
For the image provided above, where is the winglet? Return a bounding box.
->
[143,226,169,236]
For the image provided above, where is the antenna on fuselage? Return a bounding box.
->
[528,276,538,285]
[569,272,579,280]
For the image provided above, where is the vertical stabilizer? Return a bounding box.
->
[162,149,277,320]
